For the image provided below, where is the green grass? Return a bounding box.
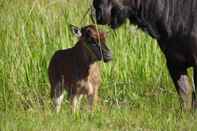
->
[0,0,197,130]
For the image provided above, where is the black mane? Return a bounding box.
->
[129,0,197,40]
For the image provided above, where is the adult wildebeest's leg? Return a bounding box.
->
[167,62,193,111]
[51,79,65,113]
[193,66,197,107]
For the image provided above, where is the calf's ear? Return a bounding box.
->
[69,24,82,37]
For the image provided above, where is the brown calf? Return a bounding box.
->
[48,25,112,112]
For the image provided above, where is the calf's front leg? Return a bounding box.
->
[87,88,98,111]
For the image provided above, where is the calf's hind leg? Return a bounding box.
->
[51,80,65,113]
[69,94,83,113]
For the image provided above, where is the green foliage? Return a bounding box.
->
[0,0,197,130]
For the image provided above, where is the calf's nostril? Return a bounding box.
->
[103,51,112,60]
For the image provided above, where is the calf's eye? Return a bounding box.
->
[91,43,98,47]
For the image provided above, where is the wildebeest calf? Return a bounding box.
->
[48,24,112,112]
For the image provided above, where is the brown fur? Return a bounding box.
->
[48,25,112,112]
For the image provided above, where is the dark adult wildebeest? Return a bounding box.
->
[92,0,197,111]
[48,24,112,112]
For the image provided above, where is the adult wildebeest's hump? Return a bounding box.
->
[92,0,197,111]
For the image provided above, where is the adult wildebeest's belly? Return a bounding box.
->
[158,36,197,68]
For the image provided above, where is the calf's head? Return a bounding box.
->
[70,24,112,62]
[92,0,130,29]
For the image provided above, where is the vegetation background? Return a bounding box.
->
[0,0,197,130]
